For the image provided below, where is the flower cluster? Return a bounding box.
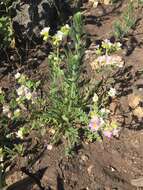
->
[89,114,120,139]
[1,73,39,121]
[0,73,41,144]
[88,91,120,139]
[2,104,11,118]
[15,72,38,105]
[103,121,121,138]
[101,39,121,54]
[2,106,21,119]
[108,87,116,97]
[95,39,121,55]
[16,127,28,139]
[40,24,70,46]
[90,39,123,70]
[96,54,124,68]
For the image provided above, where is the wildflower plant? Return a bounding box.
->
[113,1,136,39]
[0,73,41,187]
[41,12,89,154]
[86,89,119,141]
[84,39,122,141]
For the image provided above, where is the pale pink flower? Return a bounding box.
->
[103,130,112,138]
[89,115,104,131]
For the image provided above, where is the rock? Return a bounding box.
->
[12,0,57,42]
[12,0,71,43]
[131,177,143,187]
[128,93,141,109]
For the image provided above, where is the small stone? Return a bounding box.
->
[81,155,89,162]
[87,165,94,175]
[47,144,53,150]
[128,94,141,108]
[10,56,15,61]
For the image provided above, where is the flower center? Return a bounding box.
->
[93,123,97,129]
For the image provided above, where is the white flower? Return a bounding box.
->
[16,97,21,102]
[65,24,70,29]
[60,24,70,36]
[92,93,99,102]
[16,127,25,139]
[3,105,10,114]
[16,85,32,100]
[115,42,122,50]
[40,27,50,41]
[55,31,64,41]
[104,39,111,44]
[16,85,25,96]
[15,72,21,79]
[103,39,112,47]
[7,112,12,118]
[3,105,12,118]
[108,88,116,97]
[14,109,20,117]
[25,92,32,100]
[40,27,50,36]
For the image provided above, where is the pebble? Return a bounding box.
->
[47,144,53,150]
[87,165,94,175]
[81,154,89,162]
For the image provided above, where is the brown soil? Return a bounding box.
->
[2,1,143,190]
